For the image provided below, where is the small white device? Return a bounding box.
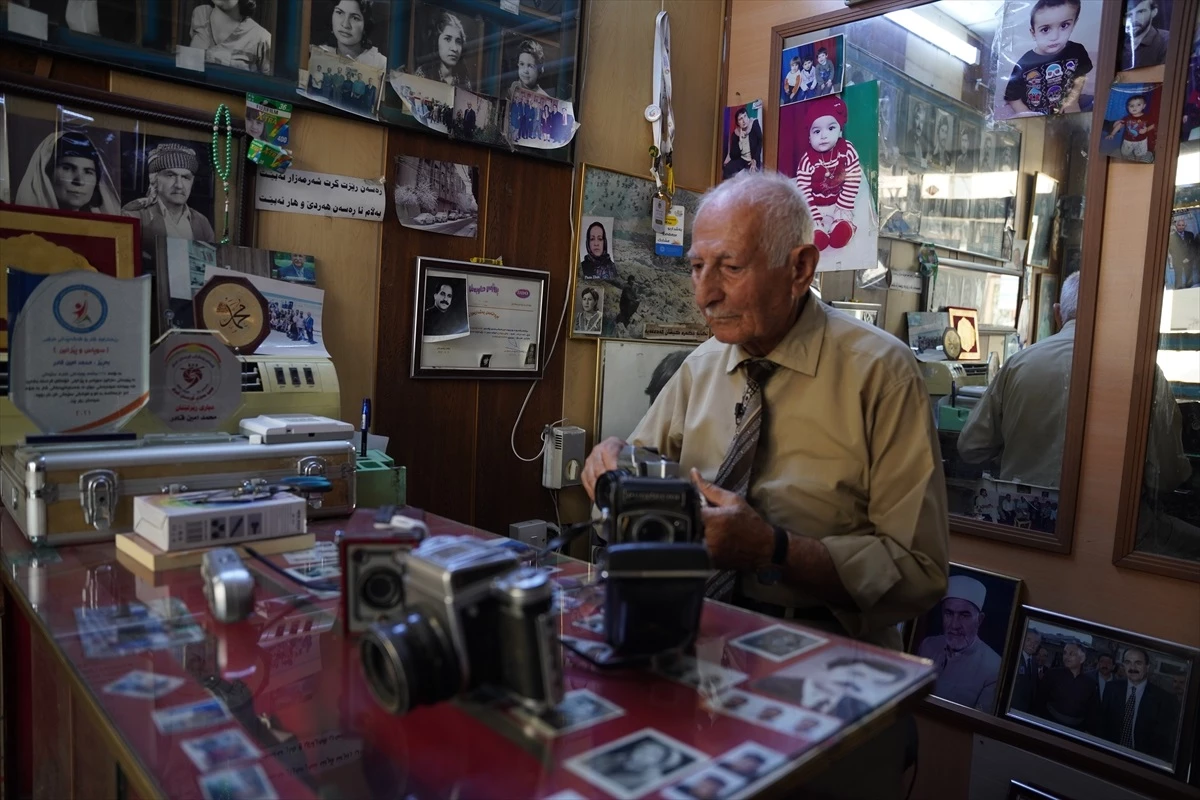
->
[542,425,586,490]
[239,413,354,444]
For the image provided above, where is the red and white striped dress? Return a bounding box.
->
[795,140,862,227]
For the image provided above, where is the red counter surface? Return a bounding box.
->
[0,508,934,799]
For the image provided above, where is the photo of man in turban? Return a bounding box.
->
[122,142,216,248]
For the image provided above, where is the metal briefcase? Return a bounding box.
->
[0,434,357,545]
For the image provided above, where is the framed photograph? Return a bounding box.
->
[907,564,1023,715]
[1035,272,1060,343]
[1027,173,1059,268]
[308,0,391,73]
[178,0,279,77]
[1003,607,1199,778]
[597,340,697,442]
[411,258,548,380]
[1101,82,1162,164]
[778,34,844,107]
[830,300,882,328]
[946,306,980,361]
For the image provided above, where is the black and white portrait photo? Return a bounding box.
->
[573,285,603,336]
[565,729,706,800]
[579,215,618,280]
[955,122,978,174]
[412,2,482,91]
[27,0,138,42]
[523,689,624,737]
[905,96,931,169]
[501,31,558,100]
[980,131,997,172]
[184,0,274,75]
[420,274,469,341]
[8,116,122,214]
[598,340,695,441]
[393,156,479,237]
[731,624,826,664]
[119,134,217,252]
[310,0,387,70]
[932,108,955,171]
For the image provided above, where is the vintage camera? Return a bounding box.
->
[340,525,427,634]
[592,446,710,658]
[359,536,563,716]
[200,548,256,623]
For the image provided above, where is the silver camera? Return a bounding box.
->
[200,548,256,623]
[359,536,563,716]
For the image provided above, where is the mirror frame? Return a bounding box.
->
[1111,0,1200,583]
[758,0,1122,553]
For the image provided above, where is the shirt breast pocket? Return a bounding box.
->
[756,455,867,536]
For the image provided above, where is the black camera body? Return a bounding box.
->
[594,446,710,658]
[359,536,562,717]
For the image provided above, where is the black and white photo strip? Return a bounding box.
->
[513,688,625,737]
[564,728,708,800]
[421,273,470,341]
[730,624,827,664]
[661,742,788,800]
[706,688,842,742]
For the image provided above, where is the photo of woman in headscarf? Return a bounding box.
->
[579,218,618,280]
[188,0,273,75]
[14,129,121,215]
[413,4,478,90]
[313,0,386,70]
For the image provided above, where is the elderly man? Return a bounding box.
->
[916,575,1002,712]
[1042,641,1102,732]
[582,171,948,800]
[1011,628,1043,712]
[123,142,216,246]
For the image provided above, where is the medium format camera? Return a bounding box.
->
[592,446,710,658]
[359,535,563,716]
[200,548,256,623]
[340,526,427,634]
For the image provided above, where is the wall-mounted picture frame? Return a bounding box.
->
[946,306,980,361]
[1002,607,1199,779]
[1027,173,1059,268]
[1035,272,1060,343]
[410,257,548,380]
[907,563,1023,715]
[830,300,882,328]
[597,339,698,442]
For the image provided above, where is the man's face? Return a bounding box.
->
[1176,218,1187,233]
[1123,650,1148,684]
[517,53,540,88]
[1031,5,1078,56]
[1172,675,1186,696]
[818,661,900,699]
[1063,644,1084,670]
[291,254,306,268]
[1125,1,1156,38]
[153,168,195,208]
[960,132,970,150]
[809,115,842,153]
[1036,647,1049,665]
[1128,97,1147,116]
[1023,631,1042,656]
[689,198,816,356]
[434,284,453,311]
[1097,655,1114,677]
[941,598,983,652]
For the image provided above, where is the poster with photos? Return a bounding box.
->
[720,99,764,181]
[776,81,879,272]
[993,0,1103,120]
[1101,82,1162,163]
[779,34,844,107]
[574,166,708,341]
[1119,0,1171,71]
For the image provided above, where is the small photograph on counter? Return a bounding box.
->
[102,669,186,700]
[420,273,470,341]
[198,763,278,800]
[271,251,317,284]
[393,156,479,238]
[152,697,232,735]
[653,654,747,696]
[309,0,389,72]
[572,284,604,336]
[731,624,827,663]
[1101,82,1162,164]
[564,728,708,800]
[75,598,205,659]
[661,764,748,800]
[181,727,263,773]
[515,688,625,737]
[706,688,842,740]
[715,742,788,783]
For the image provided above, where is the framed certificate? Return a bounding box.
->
[411,258,548,380]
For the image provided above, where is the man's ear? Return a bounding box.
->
[790,243,819,296]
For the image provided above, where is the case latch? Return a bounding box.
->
[80,470,119,531]
[297,457,328,509]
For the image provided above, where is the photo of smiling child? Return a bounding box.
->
[995,0,1102,119]
[777,35,843,107]
[1102,82,1162,163]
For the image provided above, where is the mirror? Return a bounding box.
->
[1134,16,1200,563]
[785,1,1097,541]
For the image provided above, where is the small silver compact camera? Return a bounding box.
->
[200,548,256,623]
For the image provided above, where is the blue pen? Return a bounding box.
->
[360,398,371,458]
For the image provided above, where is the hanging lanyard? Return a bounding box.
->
[645,11,674,232]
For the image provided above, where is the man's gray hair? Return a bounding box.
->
[1059,271,1081,323]
[695,170,814,269]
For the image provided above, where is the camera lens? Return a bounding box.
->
[630,515,673,542]
[359,568,404,610]
[360,610,461,715]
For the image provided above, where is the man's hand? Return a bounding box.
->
[691,469,773,571]
[581,437,628,501]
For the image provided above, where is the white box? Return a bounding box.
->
[134,492,307,552]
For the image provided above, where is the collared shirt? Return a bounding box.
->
[158,200,195,240]
[629,295,949,649]
[916,634,1002,712]
[1122,25,1168,70]
[958,320,1075,487]
[1097,672,1112,699]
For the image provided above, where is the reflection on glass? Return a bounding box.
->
[1136,21,1200,562]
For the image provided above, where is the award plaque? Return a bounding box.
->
[194,276,270,354]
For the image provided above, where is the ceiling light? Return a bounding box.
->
[885,9,980,65]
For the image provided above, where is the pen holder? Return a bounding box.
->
[356,450,406,508]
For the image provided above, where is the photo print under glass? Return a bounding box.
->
[572,284,603,336]
[776,82,880,271]
[411,1,483,91]
[507,88,578,149]
[182,0,275,75]
[393,155,479,238]
[1120,0,1171,71]
[721,99,764,181]
[420,273,470,341]
[909,565,1022,715]
[7,114,122,215]
[309,0,389,71]
[598,341,695,441]
[302,45,385,119]
[956,122,979,173]
[120,132,219,254]
[389,71,455,134]
[564,728,707,800]
[994,0,1102,120]
[779,34,844,107]
[1006,610,1194,775]
[501,31,560,100]
[271,251,317,284]
[579,215,617,280]
[931,108,955,172]
[706,688,843,741]
[452,87,503,145]
[903,95,932,171]
[1101,82,1162,164]
[878,81,901,168]
[25,0,138,42]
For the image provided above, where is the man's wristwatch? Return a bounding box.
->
[756,525,789,585]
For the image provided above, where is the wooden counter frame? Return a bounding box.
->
[758,0,1122,555]
[1110,0,1200,584]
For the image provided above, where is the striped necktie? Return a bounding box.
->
[705,358,779,600]
[1120,684,1137,748]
